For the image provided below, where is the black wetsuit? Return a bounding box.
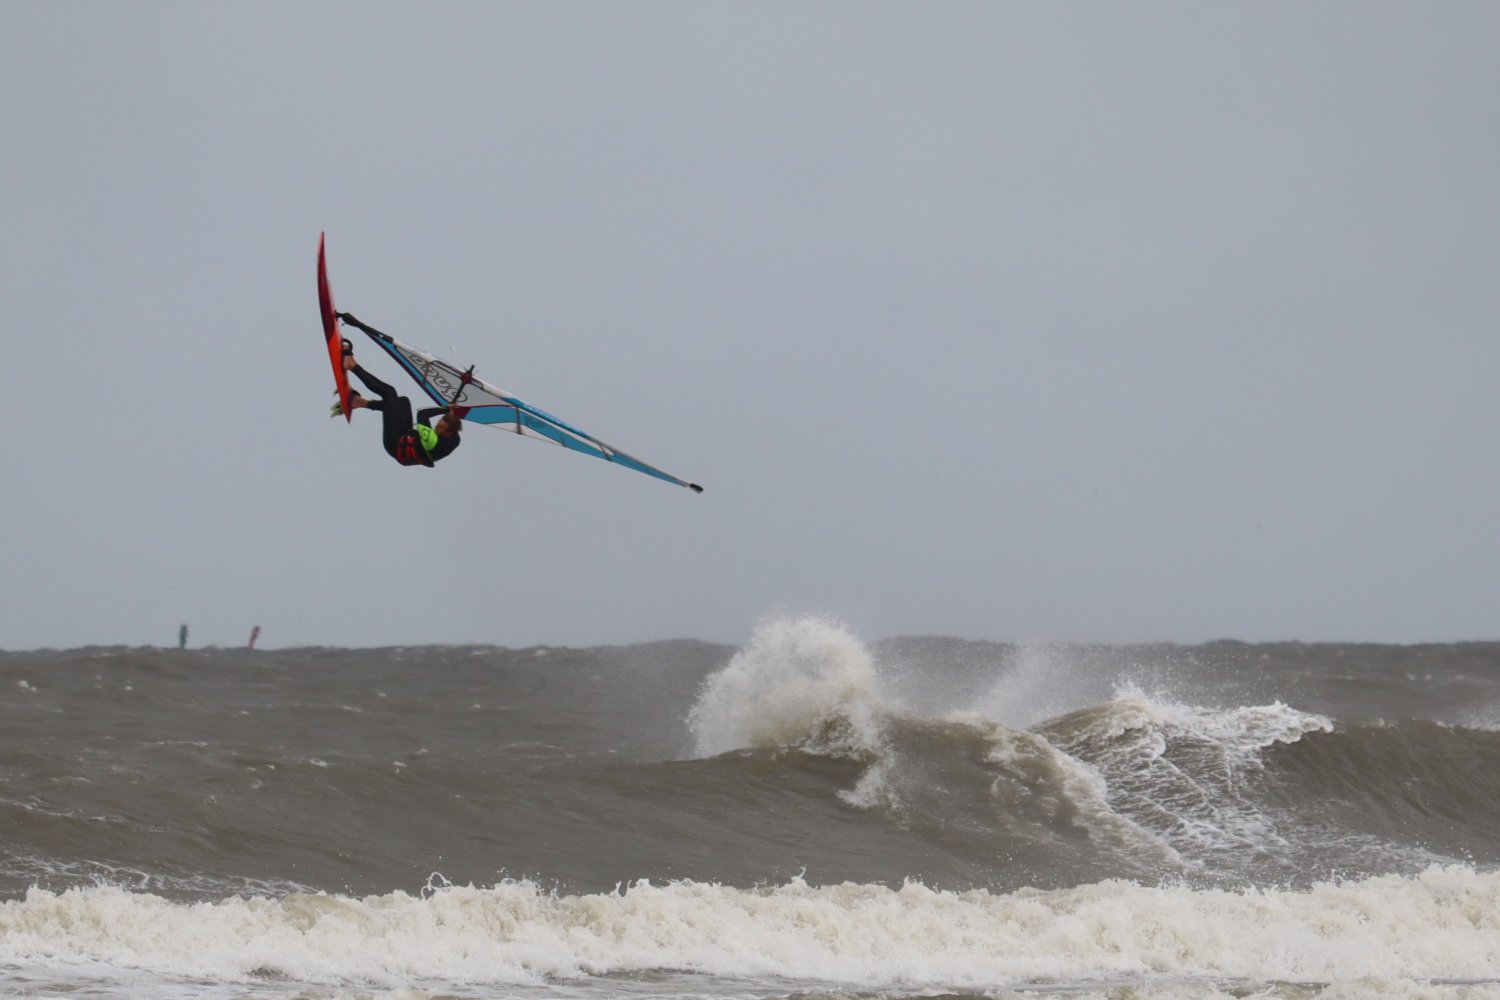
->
[349,365,462,467]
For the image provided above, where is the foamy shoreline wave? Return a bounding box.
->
[3,868,1497,993]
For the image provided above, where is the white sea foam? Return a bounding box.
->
[976,720,1183,866]
[1,869,1498,993]
[1111,682,1334,752]
[836,757,898,811]
[688,617,890,758]
[1035,685,1339,865]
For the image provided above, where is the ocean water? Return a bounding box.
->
[3,617,1500,999]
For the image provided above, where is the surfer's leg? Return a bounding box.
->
[349,365,399,404]
[346,365,414,460]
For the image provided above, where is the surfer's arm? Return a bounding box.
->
[416,405,462,426]
[338,312,385,338]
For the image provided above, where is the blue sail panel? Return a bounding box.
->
[356,326,703,493]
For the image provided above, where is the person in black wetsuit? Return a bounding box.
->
[337,319,462,468]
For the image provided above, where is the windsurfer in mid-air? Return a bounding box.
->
[335,313,462,468]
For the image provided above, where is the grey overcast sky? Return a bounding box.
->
[3,2,1497,650]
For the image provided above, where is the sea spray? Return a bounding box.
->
[688,617,889,758]
[972,641,1121,728]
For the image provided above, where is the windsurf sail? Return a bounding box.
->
[343,315,704,493]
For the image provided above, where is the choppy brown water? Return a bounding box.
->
[3,624,1499,998]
